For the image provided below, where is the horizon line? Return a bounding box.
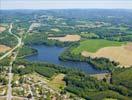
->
[1,8,132,10]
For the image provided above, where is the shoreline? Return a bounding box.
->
[22,46,109,74]
[17,52,38,59]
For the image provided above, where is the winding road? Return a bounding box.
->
[0,23,22,61]
[0,23,36,100]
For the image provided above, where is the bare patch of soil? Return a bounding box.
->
[90,73,111,83]
[0,45,11,53]
[0,26,6,33]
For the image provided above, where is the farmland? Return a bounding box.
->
[80,32,99,39]
[48,35,81,42]
[82,43,132,67]
[71,39,132,67]
[71,39,124,55]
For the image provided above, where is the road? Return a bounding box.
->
[28,85,34,100]
[0,23,34,100]
[7,50,19,100]
[6,23,33,100]
[0,23,22,61]
[6,23,22,100]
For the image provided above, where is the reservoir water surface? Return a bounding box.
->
[25,45,106,74]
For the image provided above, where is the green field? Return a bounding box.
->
[72,39,124,55]
[108,26,128,31]
[80,32,99,39]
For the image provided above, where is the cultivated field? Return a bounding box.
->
[72,39,124,55]
[82,43,132,67]
[48,35,81,42]
[0,26,6,33]
[0,45,11,53]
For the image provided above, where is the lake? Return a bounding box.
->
[25,45,106,74]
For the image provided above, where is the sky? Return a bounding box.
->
[0,0,132,9]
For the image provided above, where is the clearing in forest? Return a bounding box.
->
[49,74,66,90]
